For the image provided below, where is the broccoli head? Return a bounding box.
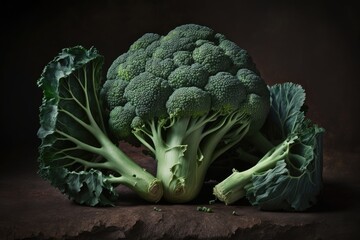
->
[101,24,270,202]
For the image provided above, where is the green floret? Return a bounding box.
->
[124,72,172,118]
[195,39,213,47]
[239,94,271,136]
[166,24,215,41]
[168,63,209,89]
[145,58,176,79]
[129,33,161,51]
[106,53,129,80]
[193,43,231,75]
[166,87,211,117]
[117,49,148,81]
[103,79,128,110]
[153,37,195,59]
[205,72,247,113]
[237,69,268,97]
[219,39,257,72]
[109,103,136,139]
[131,116,145,129]
[173,51,193,66]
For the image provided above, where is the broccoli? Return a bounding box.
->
[37,46,163,206]
[213,83,324,211]
[38,24,324,210]
[102,24,270,203]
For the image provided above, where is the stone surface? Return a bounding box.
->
[0,147,359,240]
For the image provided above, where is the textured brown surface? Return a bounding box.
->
[0,148,359,240]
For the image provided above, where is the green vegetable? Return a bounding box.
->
[102,24,270,203]
[37,46,163,206]
[37,24,324,211]
[213,83,324,211]
[197,206,213,213]
[153,206,162,212]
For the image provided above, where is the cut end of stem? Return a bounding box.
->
[213,171,249,205]
[213,185,246,205]
[147,179,164,203]
[213,186,229,205]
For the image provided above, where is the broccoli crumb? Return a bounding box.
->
[197,206,213,213]
[209,199,216,205]
[153,207,162,212]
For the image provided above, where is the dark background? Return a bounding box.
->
[1,0,359,157]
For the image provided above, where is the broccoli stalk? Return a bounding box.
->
[152,111,250,202]
[38,46,162,206]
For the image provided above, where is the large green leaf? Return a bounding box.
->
[39,166,118,206]
[37,46,117,206]
[245,122,324,211]
[264,82,306,143]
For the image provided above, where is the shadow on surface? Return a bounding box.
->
[309,180,358,213]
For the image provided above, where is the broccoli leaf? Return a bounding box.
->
[39,166,118,206]
[245,121,324,211]
[37,46,116,206]
[264,83,306,143]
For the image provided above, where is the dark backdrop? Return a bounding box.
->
[1,0,359,156]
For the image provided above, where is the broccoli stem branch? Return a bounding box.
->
[57,100,163,202]
[92,128,163,202]
[213,137,294,204]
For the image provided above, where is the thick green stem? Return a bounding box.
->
[94,130,163,202]
[213,169,252,205]
[156,118,207,203]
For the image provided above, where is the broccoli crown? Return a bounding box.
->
[102,24,270,139]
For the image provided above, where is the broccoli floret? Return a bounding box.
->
[106,53,129,80]
[219,39,258,73]
[129,33,161,51]
[237,69,268,97]
[153,37,195,59]
[168,63,208,89]
[109,103,136,139]
[166,24,215,41]
[192,43,232,74]
[124,72,173,118]
[145,58,176,79]
[103,23,270,203]
[166,87,211,117]
[103,79,128,110]
[205,72,247,113]
[117,49,149,81]
[173,51,193,66]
